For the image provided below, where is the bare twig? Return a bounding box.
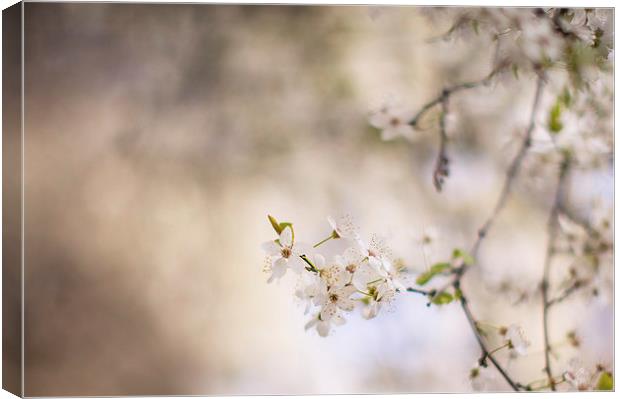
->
[409,65,506,192]
[541,156,571,391]
[458,292,521,391]
[459,74,546,275]
[451,75,546,391]
[406,287,434,296]
[433,94,450,191]
[406,73,546,393]
[548,278,587,307]
[408,66,504,128]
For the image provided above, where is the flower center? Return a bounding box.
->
[281,247,292,258]
[389,117,401,127]
[346,263,357,273]
[329,293,339,303]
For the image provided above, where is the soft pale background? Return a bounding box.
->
[21,4,612,395]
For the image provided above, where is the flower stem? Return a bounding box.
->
[313,235,334,248]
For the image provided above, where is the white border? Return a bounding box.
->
[0,1,616,399]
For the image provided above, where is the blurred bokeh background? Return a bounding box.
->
[20,3,612,395]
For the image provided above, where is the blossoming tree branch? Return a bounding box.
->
[261,8,613,392]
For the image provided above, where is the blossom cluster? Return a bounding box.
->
[262,215,407,336]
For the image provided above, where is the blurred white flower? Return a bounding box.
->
[505,324,530,356]
[327,214,360,240]
[304,311,346,337]
[564,358,594,391]
[369,103,416,141]
[470,364,497,391]
[261,226,309,283]
[518,17,564,64]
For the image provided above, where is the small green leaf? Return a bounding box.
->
[512,64,519,80]
[279,222,293,231]
[549,101,563,133]
[454,288,463,301]
[471,19,479,35]
[452,249,474,265]
[416,262,451,285]
[431,292,454,305]
[268,215,282,234]
[597,372,613,391]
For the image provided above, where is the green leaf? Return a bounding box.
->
[471,19,479,35]
[452,249,474,266]
[454,288,463,301]
[416,262,451,286]
[597,372,613,391]
[548,101,563,133]
[512,64,519,80]
[431,292,454,305]
[268,215,283,234]
[279,222,294,242]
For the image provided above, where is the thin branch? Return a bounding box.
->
[541,156,571,391]
[407,74,546,393]
[449,75,546,391]
[408,66,504,128]
[548,278,587,307]
[458,292,521,391]
[409,64,507,192]
[466,74,546,266]
[405,287,434,296]
[433,94,450,191]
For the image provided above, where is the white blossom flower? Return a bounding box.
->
[295,271,327,314]
[518,17,564,64]
[315,254,350,289]
[316,284,358,322]
[505,324,530,356]
[369,103,416,141]
[361,283,397,320]
[564,358,594,391]
[327,214,360,240]
[261,226,309,283]
[470,364,497,392]
[304,311,346,337]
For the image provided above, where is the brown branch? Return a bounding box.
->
[460,74,546,274]
[548,278,587,307]
[450,75,546,391]
[458,291,521,391]
[541,156,571,391]
[409,65,507,192]
[408,66,504,128]
[433,94,450,191]
[407,74,547,392]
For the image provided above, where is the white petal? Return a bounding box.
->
[369,112,390,129]
[279,226,293,247]
[320,303,338,321]
[267,258,288,283]
[312,253,326,269]
[381,127,400,141]
[316,321,330,337]
[288,256,307,274]
[337,297,356,312]
[304,317,318,331]
[261,240,281,255]
[332,313,346,326]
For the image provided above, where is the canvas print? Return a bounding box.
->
[1,3,614,396]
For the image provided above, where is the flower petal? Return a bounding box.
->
[279,226,293,247]
[261,240,281,255]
